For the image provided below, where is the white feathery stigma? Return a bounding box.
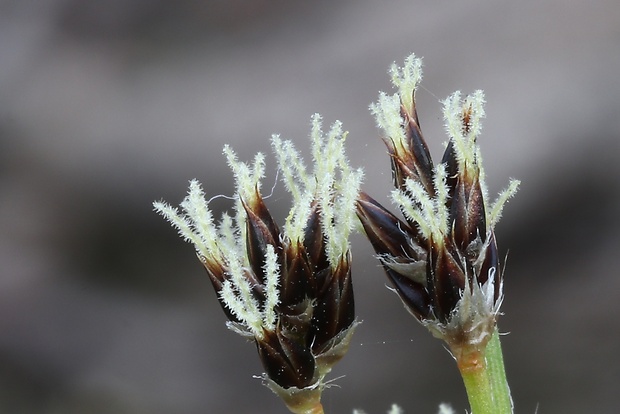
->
[273,114,363,268]
[154,114,362,339]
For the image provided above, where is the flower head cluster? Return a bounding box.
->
[357,54,519,352]
[154,114,362,414]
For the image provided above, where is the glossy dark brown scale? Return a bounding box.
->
[257,330,315,389]
[311,255,355,353]
[357,192,425,258]
[242,193,281,285]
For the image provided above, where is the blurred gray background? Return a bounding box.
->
[1,1,619,413]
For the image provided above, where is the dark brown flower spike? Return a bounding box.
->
[154,114,363,414]
[360,54,519,351]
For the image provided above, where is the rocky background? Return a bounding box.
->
[1,1,619,413]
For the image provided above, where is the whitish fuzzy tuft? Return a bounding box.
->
[273,114,363,268]
[442,90,486,180]
[389,53,423,116]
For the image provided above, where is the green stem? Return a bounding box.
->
[485,328,513,412]
[457,328,512,414]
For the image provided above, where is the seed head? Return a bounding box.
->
[359,54,519,352]
[154,114,363,413]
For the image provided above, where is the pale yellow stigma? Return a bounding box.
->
[273,114,363,269]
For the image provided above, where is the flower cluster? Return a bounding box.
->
[154,114,362,414]
[357,54,519,354]
[155,53,520,414]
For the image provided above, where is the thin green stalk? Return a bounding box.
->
[457,328,512,414]
[485,328,512,412]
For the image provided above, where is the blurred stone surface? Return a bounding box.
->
[1,0,619,413]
